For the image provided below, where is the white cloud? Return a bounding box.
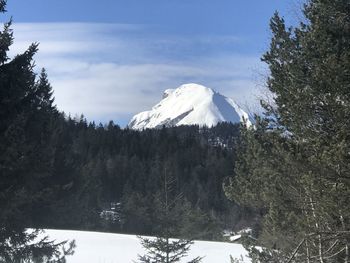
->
[8,22,265,126]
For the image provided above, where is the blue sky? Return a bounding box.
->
[5,0,303,126]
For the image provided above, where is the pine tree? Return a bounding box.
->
[0,1,74,261]
[137,169,202,263]
[225,0,350,262]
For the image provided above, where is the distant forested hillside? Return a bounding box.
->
[34,116,257,239]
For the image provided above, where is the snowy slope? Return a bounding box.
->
[128,83,252,130]
[44,229,250,263]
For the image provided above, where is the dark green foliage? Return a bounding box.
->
[11,115,252,241]
[137,170,202,263]
[0,2,75,261]
[1,101,245,238]
[0,1,6,13]
[47,121,245,238]
[0,229,75,263]
[225,0,350,262]
[138,237,201,263]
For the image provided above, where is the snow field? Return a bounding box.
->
[44,229,251,263]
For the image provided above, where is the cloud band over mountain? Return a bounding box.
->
[9,22,264,126]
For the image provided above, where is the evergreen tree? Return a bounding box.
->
[0,2,74,261]
[225,0,350,262]
[137,169,202,263]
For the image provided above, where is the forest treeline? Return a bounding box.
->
[32,116,256,238]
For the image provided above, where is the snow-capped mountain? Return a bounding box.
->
[128,83,252,130]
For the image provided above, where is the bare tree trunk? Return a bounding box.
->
[165,168,169,263]
[303,196,312,263]
[340,214,348,263]
[286,239,305,263]
[310,197,324,263]
[166,236,170,263]
[305,239,311,263]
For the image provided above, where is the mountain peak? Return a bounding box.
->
[128,83,252,130]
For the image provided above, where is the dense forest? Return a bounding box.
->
[33,117,256,238]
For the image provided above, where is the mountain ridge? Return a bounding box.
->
[128,83,252,130]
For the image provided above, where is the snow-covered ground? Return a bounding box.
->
[45,229,250,263]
